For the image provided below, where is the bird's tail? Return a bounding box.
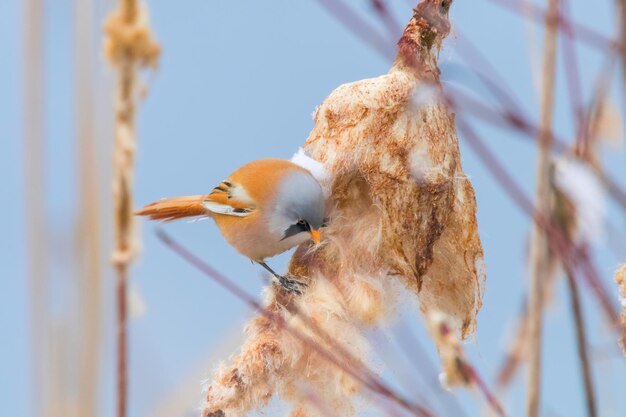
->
[135,195,208,222]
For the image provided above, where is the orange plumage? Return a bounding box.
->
[136,159,326,294]
[135,195,206,222]
[135,159,325,265]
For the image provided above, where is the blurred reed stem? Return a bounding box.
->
[23,0,48,414]
[526,0,558,416]
[110,2,138,415]
[619,0,626,86]
[74,0,102,415]
[565,270,597,417]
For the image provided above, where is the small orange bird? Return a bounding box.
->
[136,159,325,293]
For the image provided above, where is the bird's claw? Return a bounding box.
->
[274,274,307,295]
[202,409,224,417]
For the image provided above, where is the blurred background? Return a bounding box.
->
[1,0,625,416]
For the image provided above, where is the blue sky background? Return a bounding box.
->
[1,1,625,416]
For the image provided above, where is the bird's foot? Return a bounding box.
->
[203,410,225,417]
[273,274,307,295]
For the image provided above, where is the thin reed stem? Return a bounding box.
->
[488,0,615,51]
[565,269,597,417]
[23,0,47,414]
[370,0,402,40]
[122,0,137,22]
[445,84,626,214]
[458,117,624,346]
[558,0,586,149]
[526,1,558,415]
[75,0,102,414]
[315,0,395,60]
[619,0,626,87]
[112,43,135,417]
[115,264,128,417]
[104,0,159,414]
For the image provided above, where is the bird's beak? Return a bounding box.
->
[309,229,321,244]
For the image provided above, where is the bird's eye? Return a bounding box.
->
[296,219,311,231]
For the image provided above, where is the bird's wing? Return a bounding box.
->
[202,180,256,217]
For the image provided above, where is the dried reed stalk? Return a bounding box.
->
[23,0,48,414]
[526,0,558,416]
[75,0,103,415]
[103,2,159,417]
[202,1,485,416]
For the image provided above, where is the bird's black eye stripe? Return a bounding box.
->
[281,221,309,241]
[232,208,251,214]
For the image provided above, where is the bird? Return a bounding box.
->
[136,158,326,294]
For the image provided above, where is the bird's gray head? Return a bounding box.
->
[269,170,325,245]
